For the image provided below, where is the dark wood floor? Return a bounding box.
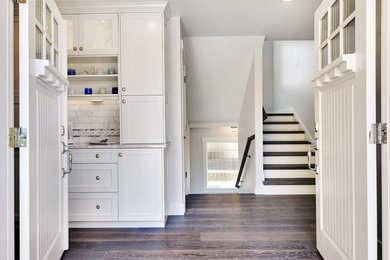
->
[62,194,323,259]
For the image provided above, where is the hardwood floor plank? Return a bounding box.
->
[62,194,323,260]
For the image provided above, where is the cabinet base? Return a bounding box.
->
[69,217,168,228]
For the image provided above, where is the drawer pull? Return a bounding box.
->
[96,205,100,210]
[96,154,100,158]
[122,99,126,104]
[79,46,83,51]
[118,152,123,157]
[122,87,126,92]
[96,176,100,180]
[73,46,77,51]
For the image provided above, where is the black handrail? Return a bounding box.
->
[235,134,255,188]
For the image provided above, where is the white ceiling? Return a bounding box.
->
[56,0,321,40]
[169,0,322,40]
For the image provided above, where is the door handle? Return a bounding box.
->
[61,141,73,177]
[307,147,316,172]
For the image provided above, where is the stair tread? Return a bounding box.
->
[264,141,311,145]
[263,131,305,134]
[263,178,315,186]
[264,164,315,170]
[264,152,315,156]
[266,113,294,116]
[264,121,299,125]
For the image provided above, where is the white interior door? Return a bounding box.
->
[19,0,69,259]
[314,0,377,259]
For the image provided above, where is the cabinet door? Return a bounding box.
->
[121,13,163,95]
[118,149,163,221]
[121,96,164,144]
[78,14,119,55]
[64,15,79,55]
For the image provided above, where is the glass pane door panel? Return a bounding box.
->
[45,5,52,37]
[206,142,239,189]
[36,27,43,59]
[344,19,355,54]
[331,34,340,61]
[81,18,113,51]
[332,0,340,33]
[321,45,328,69]
[54,19,58,47]
[321,13,328,43]
[344,0,355,19]
[36,0,43,25]
[46,39,51,61]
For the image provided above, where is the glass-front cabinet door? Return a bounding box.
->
[78,14,119,55]
[64,14,119,56]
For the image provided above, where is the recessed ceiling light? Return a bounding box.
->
[282,0,294,2]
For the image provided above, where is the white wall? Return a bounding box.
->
[0,1,14,259]
[184,36,264,124]
[166,17,185,215]
[189,127,238,194]
[272,41,316,136]
[237,59,256,193]
[262,41,273,112]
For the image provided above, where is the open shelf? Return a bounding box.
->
[68,94,119,101]
[68,74,118,80]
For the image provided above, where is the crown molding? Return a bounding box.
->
[58,1,168,15]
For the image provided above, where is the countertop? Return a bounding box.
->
[68,143,169,149]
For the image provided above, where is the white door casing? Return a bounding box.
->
[381,0,390,259]
[0,1,14,259]
[314,0,377,259]
[19,0,69,259]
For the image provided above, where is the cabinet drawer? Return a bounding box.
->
[69,164,118,193]
[69,193,118,221]
[71,149,118,164]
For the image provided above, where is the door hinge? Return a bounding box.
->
[369,123,387,144]
[9,127,27,148]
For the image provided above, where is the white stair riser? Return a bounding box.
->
[264,170,316,179]
[263,124,300,131]
[264,156,315,164]
[259,185,315,195]
[263,133,305,141]
[263,144,312,152]
[265,116,295,122]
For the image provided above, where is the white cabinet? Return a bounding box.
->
[120,13,163,95]
[69,193,118,221]
[65,14,119,55]
[121,96,164,144]
[118,149,164,221]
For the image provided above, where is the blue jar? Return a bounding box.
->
[68,69,76,75]
[84,88,92,95]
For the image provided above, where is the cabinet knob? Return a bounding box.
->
[118,152,123,157]
[122,99,126,104]
[79,46,83,51]
[96,176,100,180]
[73,46,77,51]
[96,205,100,209]
[95,154,100,158]
[122,87,126,92]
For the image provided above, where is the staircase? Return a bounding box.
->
[262,113,315,194]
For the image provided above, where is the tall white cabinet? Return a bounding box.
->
[59,2,170,228]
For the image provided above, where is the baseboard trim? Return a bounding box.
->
[167,202,185,216]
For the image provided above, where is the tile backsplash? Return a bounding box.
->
[68,99,120,144]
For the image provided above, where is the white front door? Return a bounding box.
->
[314,0,377,259]
[19,0,69,259]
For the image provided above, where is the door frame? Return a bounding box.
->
[0,0,14,259]
[382,0,390,258]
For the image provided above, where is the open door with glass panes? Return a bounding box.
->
[313,0,377,259]
[18,0,69,258]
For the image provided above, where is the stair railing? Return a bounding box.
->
[235,134,255,188]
